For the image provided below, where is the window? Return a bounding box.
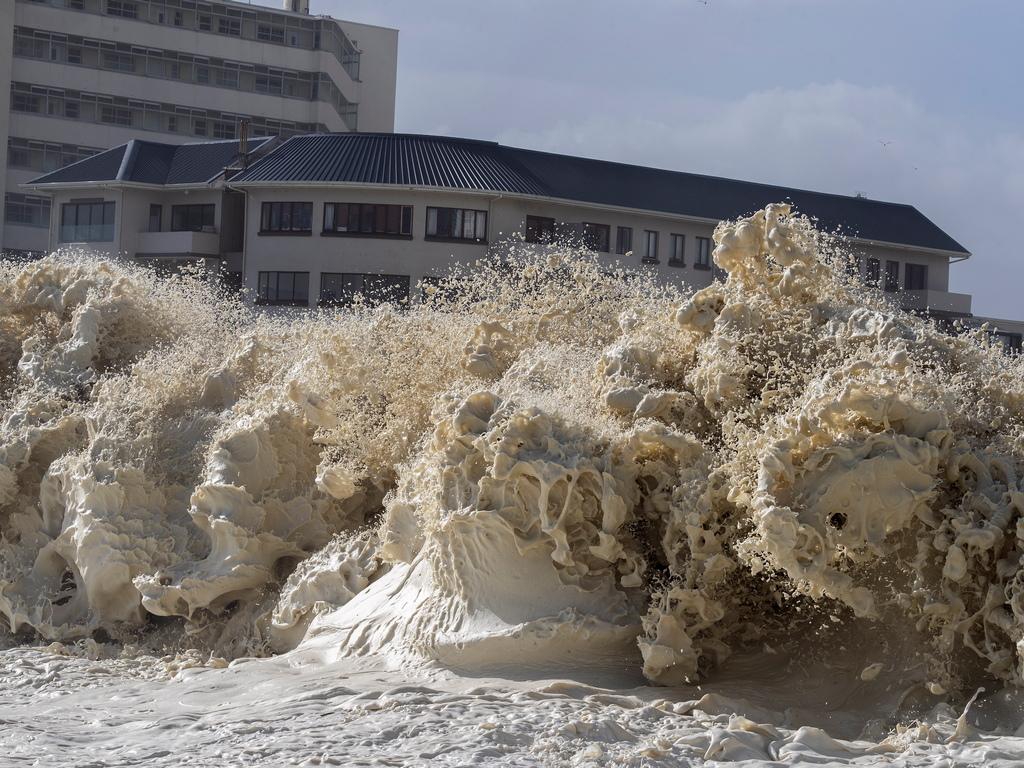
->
[319,273,410,308]
[60,200,115,242]
[106,0,138,18]
[615,226,632,255]
[866,257,880,286]
[323,203,412,236]
[218,18,240,35]
[100,105,132,126]
[884,260,900,292]
[198,15,212,31]
[148,204,162,232]
[426,207,487,242]
[67,46,82,65]
[4,194,50,228]
[257,271,309,306]
[102,51,134,72]
[193,118,207,136]
[212,120,235,139]
[216,69,239,88]
[582,222,610,252]
[171,204,215,232]
[525,215,555,243]
[257,24,285,44]
[643,230,659,263]
[904,263,928,291]
[695,236,712,269]
[173,10,183,26]
[255,76,283,94]
[260,201,313,233]
[12,92,42,113]
[196,65,210,84]
[64,101,79,119]
[669,234,685,266]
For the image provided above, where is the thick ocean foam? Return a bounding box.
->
[4,204,1024,765]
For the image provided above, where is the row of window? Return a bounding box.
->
[7,137,102,174]
[12,27,357,128]
[853,257,928,292]
[258,202,488,243]
[23,0,361,81]
[257,270,411,307]
[4,193,52,228]
[524,215,713,268]
[10,83,323,139]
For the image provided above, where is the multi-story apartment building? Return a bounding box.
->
[0,0,398,257]
[26,132,1011,345]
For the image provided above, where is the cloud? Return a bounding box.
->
[492,81,1024,320]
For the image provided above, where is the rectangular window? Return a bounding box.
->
[171,204,215,232]
[148,204,162,232]
[615,226,633,255]
[102,51,134,72]
[218,18,240,35]
[105,0,138,18]
[4,194,51,228]
[426,207,487,242]
[173,10,183,26]
[257,271,309,306]
[669,234,686,266]
[695,236,712,269]
[866,257,880,286]
[60,200,115,242]
[525,215,555,244]
[904,263,928,291]
[212,121,234,139]
[64,100,80,119]
[195,65,210,84]
[67,46,82,65]
[193,118,207,136]
[319,273,410,308]
[100,105,132,126]
[323,203,412,237]
[260,201,313,234]
[582,222,610,253]
[198,15,212,31]
[643,230,659,263]
[216,69,239,88]
[11,92,42,113]
[884,260,900,292]
[257,24,285,44]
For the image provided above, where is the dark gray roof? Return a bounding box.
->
[27,137,274,187]
[232,133,968,254]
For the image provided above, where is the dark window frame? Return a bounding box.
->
[148,203,162,232]
[615,226,633,255]
[884,260,900,292]
[582,221,610,253]
[695,236,712,270]
[322,202,413,238]
[525,215,555,244]
[59,200,115,242]
[669,233,686,266]
[170,203,215,232]
[904,262,928,291]
[256,270,309,306]
[642,230,659,264]
[259,201,313,235]
[425,206,487,243]
[319,272,411,308]
[866,257,881,286]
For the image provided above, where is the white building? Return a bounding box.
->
[25,132,1010,346]
[1,0,398,257]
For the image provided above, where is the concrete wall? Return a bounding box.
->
[1,0,15,250]
[3,0,398,254]
[236,184,963,309]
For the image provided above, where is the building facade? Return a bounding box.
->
[1,0,398,257]
[24,132,1001,340]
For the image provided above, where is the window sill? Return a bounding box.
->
[424,236,488,245]
[693,263,711,271]
[667,260,686,268]
[321,231,413,240]
[258,230,312,236]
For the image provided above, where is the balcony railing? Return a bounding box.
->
[136,230,220,256]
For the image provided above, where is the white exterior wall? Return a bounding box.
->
[237,185,964,309]
[2,0,398,254]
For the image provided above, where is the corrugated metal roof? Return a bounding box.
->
[231,133,968,254]
[27,137,274,187]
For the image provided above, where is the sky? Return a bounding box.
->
[313,0,1023,319]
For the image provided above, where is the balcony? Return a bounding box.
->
[135,230,220,257]
[899,289,972,317]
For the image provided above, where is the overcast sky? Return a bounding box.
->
[312,0,1022,319]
